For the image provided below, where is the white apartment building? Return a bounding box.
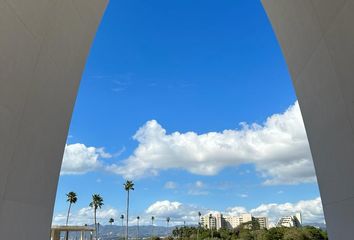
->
[254,216,268,229]
[277,212,302,228]
[200,213,268,230]
[200,214,217,229]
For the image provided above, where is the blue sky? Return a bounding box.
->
[53,0,323,226]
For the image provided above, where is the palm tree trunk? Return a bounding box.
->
[65,202,72,240]
[126,190,129,240]
[122,219,124,237]
[66,202,72,225]
[137,219,139,240]
[94,209,97,240]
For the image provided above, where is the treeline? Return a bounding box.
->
[154,222,328,240]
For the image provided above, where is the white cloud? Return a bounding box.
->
[107,101,315,185]
[61,143,110,175]
[227,197,324,224]
[164,181,178,189]
[143,197,324,227]
[187,181,209,196]
[239,194,248,198]
[145,200,201,225]
[226,206,248,216]
[53,198,324,227]
[52,207,118,225]
[195,181,204,188]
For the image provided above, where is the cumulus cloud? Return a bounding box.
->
[144,197,324,226]
[52,207,118,225]
[52,198,324,226]
[107,101,315,185]
[145,200,200,225]
[227,197,324,224]
[61,143,111,175]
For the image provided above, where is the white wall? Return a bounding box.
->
[262,0,354,239]
[0,1,108,239]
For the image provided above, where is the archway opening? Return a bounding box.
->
[52,1,325,239]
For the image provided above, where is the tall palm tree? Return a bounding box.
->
[137,216,140,240]
[151,216,155,238]
[89,194,104,240]
[166,217,170,236]
[65,192,77,240]
[109,218,114,225]
[121,214,124,237]
[124,180,135,240]
[121,214,124,226]
[197,212,202,240]
[65,192,78,225]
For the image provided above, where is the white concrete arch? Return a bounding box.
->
[0,0,354,239]
[262,1,354,238]
[0,0,108,239]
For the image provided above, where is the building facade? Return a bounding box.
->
[201,213,268,230]
[200,214,217,230]
[277,213,302,228]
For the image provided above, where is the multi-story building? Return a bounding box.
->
[200,214,217,229]
[254,216,268,229]
[277,212,302,228]
[201,213,268,230]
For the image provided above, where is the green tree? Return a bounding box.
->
[302,226,328,240]
[89,194,104,240]
[238,229,253,240]
[109,218,114,225]
[283,227,306,240]
[266,227,286,240]
[124,180,135,240]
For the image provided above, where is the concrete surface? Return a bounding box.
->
[1,0,354,239]
[262,0,354,239]
[0,0,108,239]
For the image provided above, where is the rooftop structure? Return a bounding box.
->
[277,213,302,228]
[50,226,95,240]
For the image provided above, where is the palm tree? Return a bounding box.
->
[65,192,78,225]
[137,216,140,240]
[151,216,155,238]
[121,214,124,226]
[197,212,202,240]
[124,180,135,240]
[89,194,104,240]
[109,218,114,225]
[121,214,124,237]
[166,217,170,236]
[65,192,77,240]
